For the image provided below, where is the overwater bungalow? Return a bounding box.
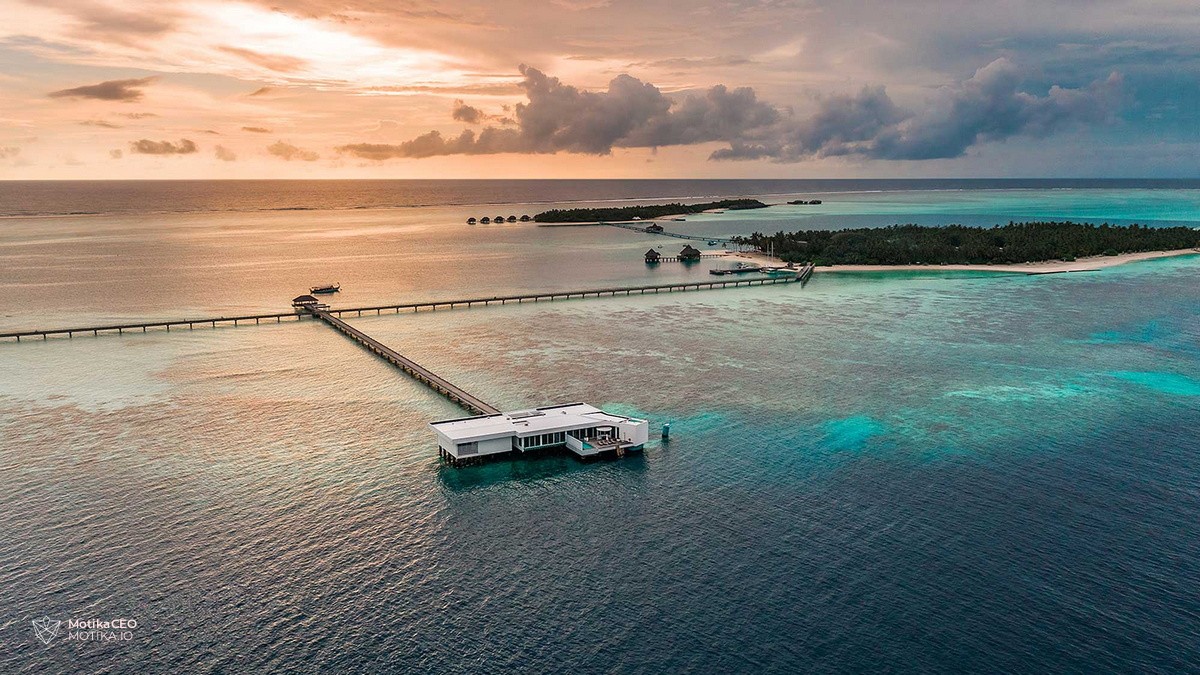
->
[679,244,702,260]
[480,216,491,223]
[291,294,328,310]
[495,215,505,223]
[467,217,477,224]
[431,403,649,463]
[520,215,531,221]
[507,215,517,222]
[645,248,661,263]
[645,223,664,233]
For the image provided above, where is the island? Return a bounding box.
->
[533,198,768,223]
[732,221,1200,266]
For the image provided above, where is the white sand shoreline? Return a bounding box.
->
[729,248,1200,274]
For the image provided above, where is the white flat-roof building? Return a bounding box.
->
[430,403,649,464]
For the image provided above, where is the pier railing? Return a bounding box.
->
[1,272,810,341]
[604,221,737,244]
[311,309,500,416]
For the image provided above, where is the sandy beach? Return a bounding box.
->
[728,248,1200,274]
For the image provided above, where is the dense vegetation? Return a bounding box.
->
[734,221,1200,265]
[534,199,768,223]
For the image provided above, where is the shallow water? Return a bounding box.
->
[2,182,1199,673]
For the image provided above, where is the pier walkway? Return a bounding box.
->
[0,270,811,341]
[604,221,737,244]
[310,308,500,416]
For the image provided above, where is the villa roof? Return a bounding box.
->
[292,294,318,303]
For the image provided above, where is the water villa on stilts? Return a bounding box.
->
[431,403,649,466]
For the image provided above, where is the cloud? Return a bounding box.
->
[214,145,237,161]
[0,147,20,159]
[268,141,319,161]
[48,77,155,102]
[714,58,1124,161]
[109,149,123,159]
[451,100,486,124]
[118,112,158,119]
[80,119,122,128]
[129,138,198,154]
[248,87,274,97]
[242,126,272,133]
[341,65,775,159]
[38,0,179,44]
[349,62,1122,162]
[218,46,307,73]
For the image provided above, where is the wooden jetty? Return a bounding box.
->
[309,308,500,416]
[605,221,737,244]
[0,269,814,342]
[0,311,309,341]
[651,254,726,262]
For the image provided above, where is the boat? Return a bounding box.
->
[310,283,341,294]
[707,240,720,245]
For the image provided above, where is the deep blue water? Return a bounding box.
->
[1,181,1199,673]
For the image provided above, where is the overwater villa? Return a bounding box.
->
[291,294,328,310]
[480,216,491,223]
[679,244,702,260]
[431,403,649,464]
[644,223,664,233]
[467,217,477,224]
[520,215,531,221]
[645,248,661,263]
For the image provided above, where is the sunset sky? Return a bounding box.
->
[1,0,1196,179]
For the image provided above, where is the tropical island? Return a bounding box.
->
[533,198,768,223]
[733,221,1200,266]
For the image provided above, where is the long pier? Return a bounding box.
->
[311,309,500,416]
[604,221,738,244]
[652,254,727,262]
[0,271,811,341]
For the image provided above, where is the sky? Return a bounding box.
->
[0,0,1196,179]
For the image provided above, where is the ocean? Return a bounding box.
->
[1,180,1198,673]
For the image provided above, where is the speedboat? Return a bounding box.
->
[310,283,341,294]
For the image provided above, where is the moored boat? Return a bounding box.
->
[310,283,341,294]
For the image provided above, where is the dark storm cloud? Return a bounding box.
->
[267,141,319,161]
[342,61,1122,162]
[713,58,1124,161]
[129,138,198,154]
[49,77,155,102]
